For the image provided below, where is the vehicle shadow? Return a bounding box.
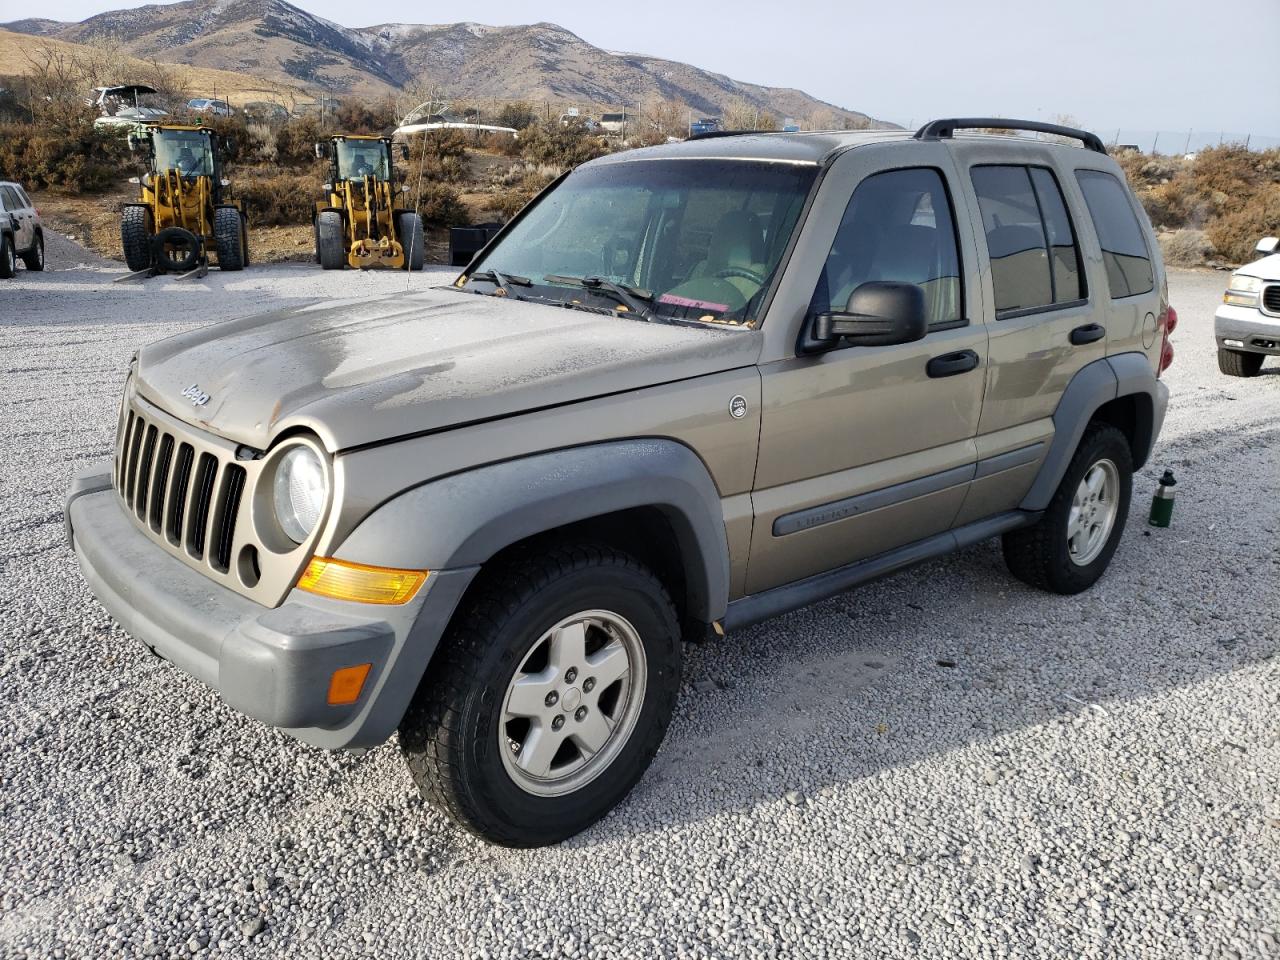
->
[567,417,1279,848]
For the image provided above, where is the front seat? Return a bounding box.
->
[688,210,767,300]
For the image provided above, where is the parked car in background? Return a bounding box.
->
[187,98,233,117]
[600,112,629,134]
[1215,237,1280,377]
[243,101,290,123]
[689,117,723,136]
[0,181,45,277]
[93,106,170,133]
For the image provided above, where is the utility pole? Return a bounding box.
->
[1183,129,1192,154]
[1151,132,1160,155]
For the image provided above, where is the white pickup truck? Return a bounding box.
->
[1216,236,1280,376]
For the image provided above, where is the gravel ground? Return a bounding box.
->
[1,242,1277,959]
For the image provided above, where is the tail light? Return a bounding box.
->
[1158,305,1177,376]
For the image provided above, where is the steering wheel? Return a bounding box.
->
[715,267,767,285]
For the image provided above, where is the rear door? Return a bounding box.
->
[0,187,30,250]
[947,150,1099,524]
[747,144,989,593]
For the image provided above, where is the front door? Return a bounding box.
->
[747,149,988,593]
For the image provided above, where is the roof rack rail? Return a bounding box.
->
[913,118,1107,154]
[685,129,779,141]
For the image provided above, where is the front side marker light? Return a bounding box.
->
[327,663,372,706]
[298,557,428,605]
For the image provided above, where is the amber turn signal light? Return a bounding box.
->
[327,663,372,706]
[297,557,428,605]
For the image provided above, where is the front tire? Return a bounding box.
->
[21,231,44,271]
[1218,347,1264,378]
[214,207,244,271]
[400,544,682,847]
[316,211,345,270]
[0,234,15,278]
[120,206,153,272]
[395,211,425,271]
[1002,422,1133,595]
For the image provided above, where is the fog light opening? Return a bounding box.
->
[1223,339,1244,348]
[237,544,261,588]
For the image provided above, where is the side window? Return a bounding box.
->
[972,165,1085,315]
[1029,168,1084,303]
[0,187,17,212]
[15,187,33,209]
[811,167,963,329]
[1075,170,1154,298]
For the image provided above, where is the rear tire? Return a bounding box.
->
[21,231,44,271]
[214,207,244,271]
[120,206,153,272]
[1002,422,1133,595]
[1218,347,1264,377]
[396,211,425,271]
[239,214,250,267]
[317,210,345,270]
[0,234,15,278]
[399,544,682,847]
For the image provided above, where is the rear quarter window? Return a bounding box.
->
[1075,170,1154,298]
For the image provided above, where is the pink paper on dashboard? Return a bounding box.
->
[657,293,730,312]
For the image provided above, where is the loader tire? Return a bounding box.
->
[121,206,153,272]
[153,227,201,273]
[317,210,345,270]
[396,211,425,271]
[214,207,245,271]
[239,213,251,268]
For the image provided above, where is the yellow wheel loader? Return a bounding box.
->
[313,135,424,271]
[120,124,248,278]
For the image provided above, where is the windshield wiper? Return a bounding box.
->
[469,269,532,300]
[544,274,654,319]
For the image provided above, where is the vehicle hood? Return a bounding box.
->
[1237,253,1280,282]
[134,287,762,451]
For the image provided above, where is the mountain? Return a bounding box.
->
[3,0,877,125]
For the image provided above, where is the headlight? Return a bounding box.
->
[272,446,327,543]
[1227,273,1262,294]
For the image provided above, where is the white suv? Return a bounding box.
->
[0,181,44,278]
[1216,237,1280,376]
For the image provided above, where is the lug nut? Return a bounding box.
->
[582,677,596,693]
[552,715,565,731]
[544,691,559,707]
[565,667,578,683]
[574,706,588,722]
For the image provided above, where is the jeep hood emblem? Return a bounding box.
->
[181,383,210,407]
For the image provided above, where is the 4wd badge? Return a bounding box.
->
[729,395,748,419]
[181,384,210,407]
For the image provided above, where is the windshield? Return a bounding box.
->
[153,131,213,177]
[336,140,389,181]
[467,158,817,324]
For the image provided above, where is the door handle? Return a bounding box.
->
[1070,323,1106,345]
[926,349,980,378]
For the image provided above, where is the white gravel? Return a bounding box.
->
[1,240,1277,959]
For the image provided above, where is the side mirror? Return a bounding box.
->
[1256,236,1279,256]
[399,144,409,161]
[314,142,330,159]
[127,135,139,153]
[811,281,928,347]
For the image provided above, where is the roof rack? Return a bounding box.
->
[913,118,1107,154]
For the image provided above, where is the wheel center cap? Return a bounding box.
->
[561,687,583,712]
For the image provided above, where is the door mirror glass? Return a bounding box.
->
[812,281,928,346]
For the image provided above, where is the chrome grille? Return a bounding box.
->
[110,389,328,607]
[1262,284,1280,317]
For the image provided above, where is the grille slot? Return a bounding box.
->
[116,410,135,492]
[148,434,175,532]
[210,465,247,573]
[123,416,145,503]
[165,443,194,545]
[186,453,219,560]
[1263,284,1280,316]
[134,424,158,519]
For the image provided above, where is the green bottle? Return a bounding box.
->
[1149,469,1176,528]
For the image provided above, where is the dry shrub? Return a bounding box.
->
[275,114,326,166]
[517,120,610,168]
[235,169,320,226]
[411,182,469,226]
[1205,183,1280,263]
[401,129,470,183]
[1159,229,1211,266]
[0,120,128,192]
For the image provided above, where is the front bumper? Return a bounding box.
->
[1215,304,1280,356]
[66,465,476,750]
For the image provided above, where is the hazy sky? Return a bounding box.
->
[20,0,1280,135]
